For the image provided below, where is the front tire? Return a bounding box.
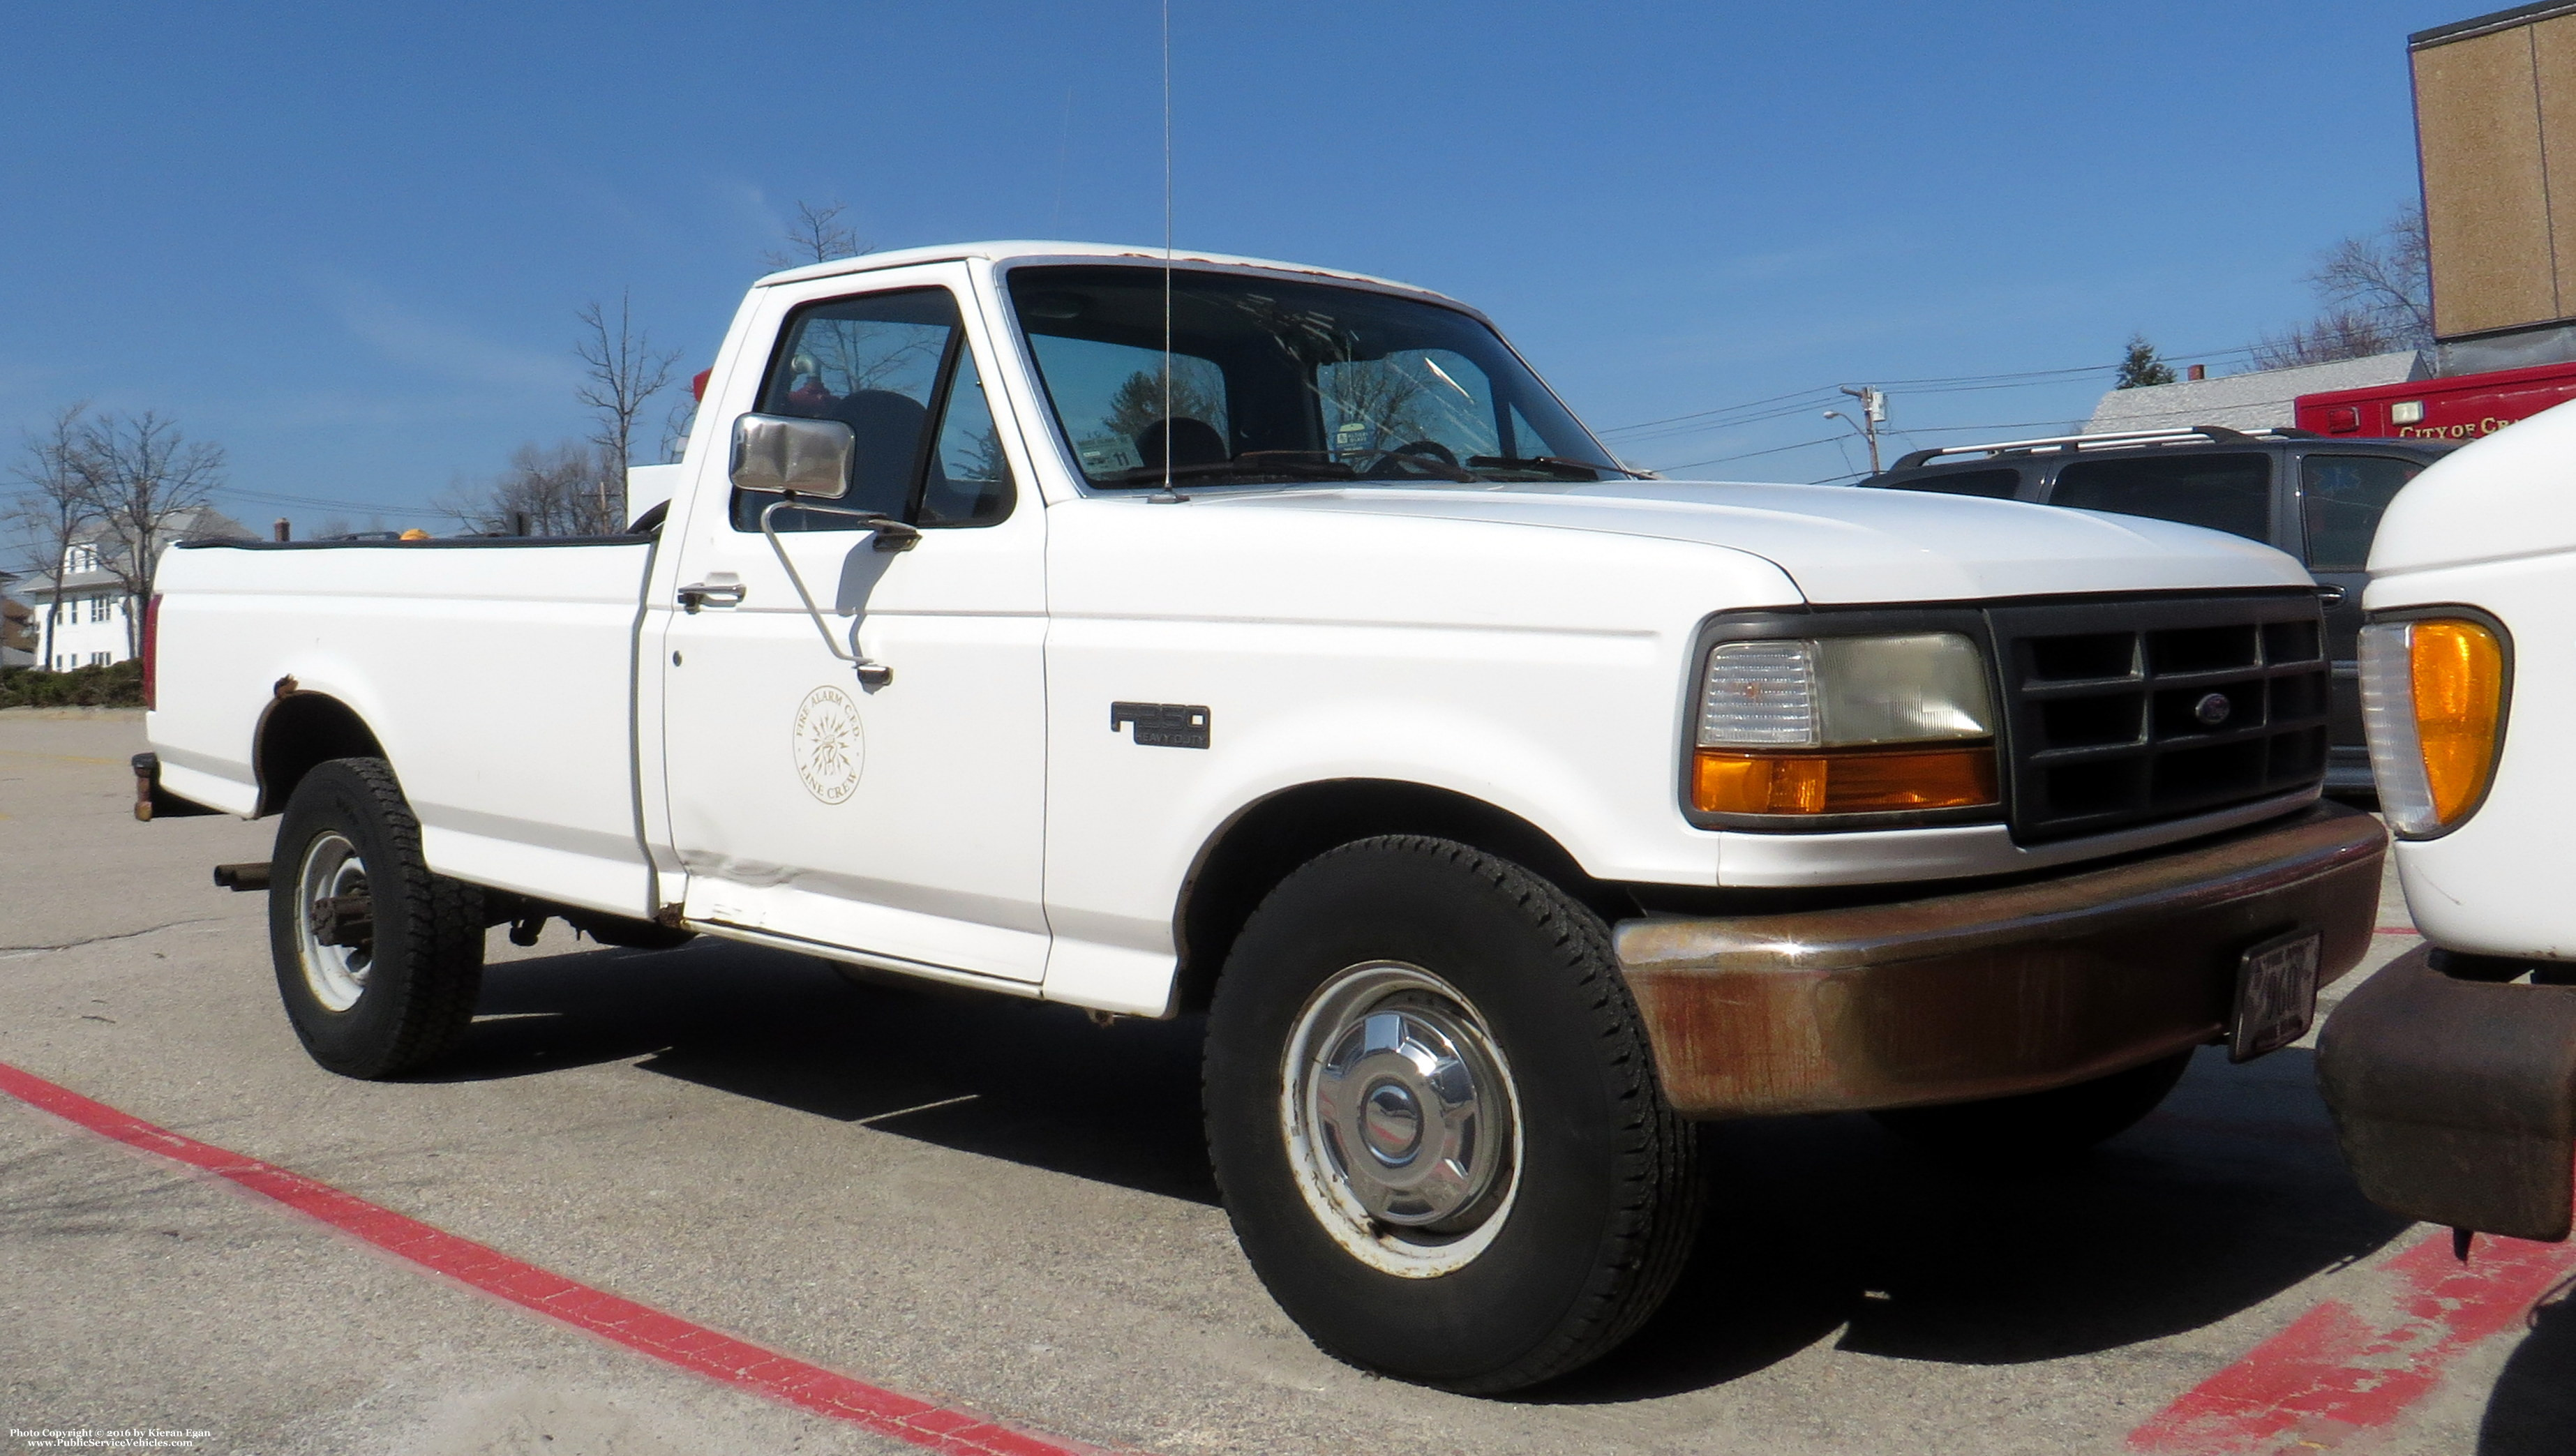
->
[269,758,486,1079]
[1204,836,1704,1393]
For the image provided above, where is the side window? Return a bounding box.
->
[2049,452,2272,543]
[735,288,982,532]
[920,349,1015,526]
[2300,455,2420,571]
[1875,467,2022,499]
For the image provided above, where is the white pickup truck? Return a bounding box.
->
[141,241,2384,1392]
[2319,398,2576,1247]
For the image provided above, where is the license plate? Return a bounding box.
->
[2231,929,2323,1062]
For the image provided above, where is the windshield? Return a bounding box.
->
[1006,264,1624,488]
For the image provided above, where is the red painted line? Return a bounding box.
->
[2127,1225,2576,1453]
[0,1060,1130,1456]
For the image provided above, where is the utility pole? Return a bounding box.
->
[1824,385,1887,475]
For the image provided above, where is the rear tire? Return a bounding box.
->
[269,758,486,1079]
[1870,1049,2195,1159]
[1204,836,1705,1393]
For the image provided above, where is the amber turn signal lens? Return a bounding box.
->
[2409,620,2505,826]
[1691,744,2000,816]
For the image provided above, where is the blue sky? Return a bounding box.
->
[1,1,2448,536]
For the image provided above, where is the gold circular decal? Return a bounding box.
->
[791,686,865,804]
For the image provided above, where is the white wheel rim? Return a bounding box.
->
[1280,961,1523,1278]
[294,831,373,1012]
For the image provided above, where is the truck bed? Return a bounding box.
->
[148,536,660,918]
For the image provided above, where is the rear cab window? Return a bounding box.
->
[2046,452,2273,544]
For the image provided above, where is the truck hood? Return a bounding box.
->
[2370,398,2576,577]
[1201,479,2309,604]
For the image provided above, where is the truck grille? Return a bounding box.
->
[1989,593,2329,843]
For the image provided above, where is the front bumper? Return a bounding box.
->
[1616,802,2385,1119]
[2318,946,2576,1242]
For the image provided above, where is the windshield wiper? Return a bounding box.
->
[1465,455,1652,480]
[1095,453,1360,487]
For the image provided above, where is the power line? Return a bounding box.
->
[216,486,450,518]
[1653,434,1850,471]
[1598,342,2271,438]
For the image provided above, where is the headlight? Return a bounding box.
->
[2360,616,2506,836]
[1691,632,2000,816]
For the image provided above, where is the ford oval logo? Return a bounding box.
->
[2194,692,2233,726]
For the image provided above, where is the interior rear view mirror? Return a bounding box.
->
[731,413,853,498]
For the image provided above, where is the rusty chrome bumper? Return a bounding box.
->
[2318,945,2576,1243]
[1615,802,2386,1119]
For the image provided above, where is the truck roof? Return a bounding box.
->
[752,240,1481,318]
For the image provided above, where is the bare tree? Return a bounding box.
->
[2309,205,2433,347]
[436,441,619,536]
[658,396,697,464]
[761,200,868,271]
[2251,207,2434,369]
[2251,308,2410,371]
[574,292,681,525]
[6,403,99,668]
[73,410,227,657]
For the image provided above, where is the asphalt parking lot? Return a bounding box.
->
[3,709,2567,1456]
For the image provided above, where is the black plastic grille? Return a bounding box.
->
[1989,594,2329,843]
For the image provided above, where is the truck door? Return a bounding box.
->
[2296,452,2427,783]
[654,266,1050,982]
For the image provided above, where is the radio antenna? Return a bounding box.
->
[1150,0,1185,504]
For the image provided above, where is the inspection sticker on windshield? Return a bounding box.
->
[2230,929,2323,1062]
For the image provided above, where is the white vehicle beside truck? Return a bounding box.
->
[2319,398,2576,1247]
[139,241,2384,1390]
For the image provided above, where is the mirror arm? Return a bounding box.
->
[755,494,912,688]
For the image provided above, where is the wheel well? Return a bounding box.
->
[255,693,386,816]
[1171,780,1636,1014]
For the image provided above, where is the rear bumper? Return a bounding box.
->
[2318,945,2576,1242]
[1615,802,2385,1119]
[130,752,219,821]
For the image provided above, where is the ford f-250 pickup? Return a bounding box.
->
[2319,398,2576,1247]
[138,241,2385,1392]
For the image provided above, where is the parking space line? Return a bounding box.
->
[2127,1224,2576,1452]
[0,1059,1135,1456]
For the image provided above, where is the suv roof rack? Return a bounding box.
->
[1886,424,2323,472]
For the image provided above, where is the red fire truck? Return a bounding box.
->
[2297,359,2576,441]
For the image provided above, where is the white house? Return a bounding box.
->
[24,506,250,670]
[2084,350,2429,435]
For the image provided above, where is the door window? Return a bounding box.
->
[2049,452,2272,543]
[920,349,1014,526]
[735,288,1012,530]
[2299,456,2421,571]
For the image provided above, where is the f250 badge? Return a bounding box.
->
[793,686,866,803]
[1112,702,1211,749]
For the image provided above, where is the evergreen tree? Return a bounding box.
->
[2114,334,2178,389]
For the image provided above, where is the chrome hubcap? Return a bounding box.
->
[1282,963,1521,1277]
[294,831,373,1012]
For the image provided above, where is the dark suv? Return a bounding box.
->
[1858,426,2456,795]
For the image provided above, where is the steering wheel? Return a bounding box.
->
[1372,440,1469,479]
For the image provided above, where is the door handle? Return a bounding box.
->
[677,581,746,612]
[2314,584,2348,606]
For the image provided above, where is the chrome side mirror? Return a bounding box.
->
[730,413,853,498]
